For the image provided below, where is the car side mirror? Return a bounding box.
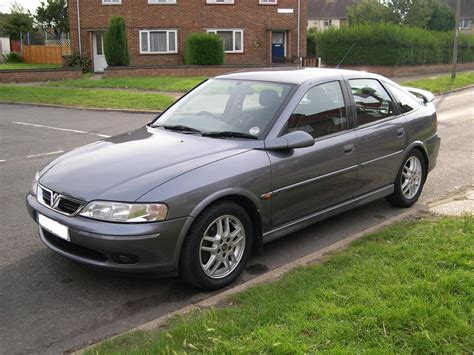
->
[264,131,315,150]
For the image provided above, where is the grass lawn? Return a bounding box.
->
[46,75,207,93]
[401,71,474,94]
[0,63,61,70]
[0,86,175,111]
[88,216,473,354]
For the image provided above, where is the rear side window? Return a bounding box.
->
[349,79,395,126]
[285,81,348,139]
[385,82,422,113]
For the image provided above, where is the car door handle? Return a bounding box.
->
[397,128,405,137]
[343,144,354,154]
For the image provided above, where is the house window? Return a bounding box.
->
[460,18,472,30]
[140,30,178,54]
[206,0,235,4]
[323,19,332,27]
[259,0,277,4]
[207,30,243,53]
[102,0,121,4]
[148,0,177,3]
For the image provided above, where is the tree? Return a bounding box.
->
[1,2,34,39]
[348,0,455,31]
[427,0,455,31]
[35,0,69,35]
[104,16,130,66]
[348,0,398,25]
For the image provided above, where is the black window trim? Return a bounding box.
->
[382,80,423,116]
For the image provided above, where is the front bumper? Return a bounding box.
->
[26,193,193,274]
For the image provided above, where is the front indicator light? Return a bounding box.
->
[79,201,168,223]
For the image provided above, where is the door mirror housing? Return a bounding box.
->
[264,131,315,150]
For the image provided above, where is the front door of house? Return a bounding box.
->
[93,32,107,73]
[272,32,286,63]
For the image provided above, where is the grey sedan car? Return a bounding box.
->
[27,68,440,289]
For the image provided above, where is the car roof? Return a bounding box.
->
[215,68,379,85]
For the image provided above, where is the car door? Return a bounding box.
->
[346,78,409,197]
[268,81,358,228]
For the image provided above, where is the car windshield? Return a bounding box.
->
[152,78,294,139]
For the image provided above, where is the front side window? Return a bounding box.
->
[140,30,177,54]
[152,79,294,138]
[207,30,243,53]
[285,81,348,139]
[385,82,422,114]
[349,79,395,126]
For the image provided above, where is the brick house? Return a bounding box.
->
[69,0,307,72]
[307,0,357,31]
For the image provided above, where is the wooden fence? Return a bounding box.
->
[22,45,72,64]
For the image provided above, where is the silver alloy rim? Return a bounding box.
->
[401,156,423,200]
[199,215,246,279]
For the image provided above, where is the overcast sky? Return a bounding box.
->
[0,0,42,14]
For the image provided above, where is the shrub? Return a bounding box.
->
[184,32,224,65]
[4,52,23,63]
[62,52,92,73]
[307,30,317,57]
[104,16,130,66]
[315,24,474,66]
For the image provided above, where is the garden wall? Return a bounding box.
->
[0,68,82,83]
[104,64,296,78]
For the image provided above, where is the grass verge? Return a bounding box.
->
[401,71,474,94]
[0,63,61,70]
[46,75,207,92]
[88,216,474,354]
[0,86,175,111]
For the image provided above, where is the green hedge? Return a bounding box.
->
[307,31,317,57]
[315,24,474,66]
[184,32,225,65]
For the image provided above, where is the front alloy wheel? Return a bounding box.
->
[199,215,246,279]
[180,202,253,289]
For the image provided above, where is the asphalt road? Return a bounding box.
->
[1,89,473,354]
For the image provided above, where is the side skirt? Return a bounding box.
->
[262,185,394,244]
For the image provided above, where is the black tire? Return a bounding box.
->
[386,149,427,208]
[179,201,253,290]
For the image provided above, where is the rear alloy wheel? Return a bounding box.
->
[179,202,253,289]
[386,149,426,208]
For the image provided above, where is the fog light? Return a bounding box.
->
[112,254,139,264]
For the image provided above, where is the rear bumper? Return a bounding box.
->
[424,133,441,172]
[26,193,193,274]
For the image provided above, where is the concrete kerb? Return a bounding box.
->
[70,187,473,354]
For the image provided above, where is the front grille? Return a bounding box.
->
[42,229,107,262]
[57,198,83,214]
[38,185,85,216]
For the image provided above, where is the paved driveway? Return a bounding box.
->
[0,89,472,354]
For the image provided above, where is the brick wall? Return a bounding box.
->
[341,62,474,78]
[104,64,298,78]
[0,69,82,83]
[69,0,307,68]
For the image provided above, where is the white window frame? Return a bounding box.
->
[139,30,178,54]
[148,0,177,4]
[206,0,235,4]
[207,29,243,53]
[460,18,472,30]
[102,0,122,5]
[259,0,277,4]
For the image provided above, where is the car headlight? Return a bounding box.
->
[79,201,168,223]
[31,171,40,196]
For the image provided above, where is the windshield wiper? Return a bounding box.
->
[202,131,259,140]
[155,124,202,133]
